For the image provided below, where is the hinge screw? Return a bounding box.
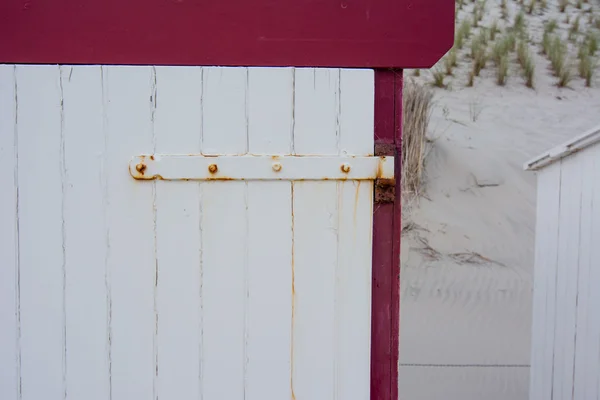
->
[272,162,282,172]
[208,164,218,174]
[135,163,147,174]
[340,163,351,173]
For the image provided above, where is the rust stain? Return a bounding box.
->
[149,155,155,160]
[374,178,395,203]
[135,163,147,175]
[290,182,296,400]
[208,164,218,174]
[353,181,361,226]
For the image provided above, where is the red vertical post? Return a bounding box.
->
[371,69,402,400]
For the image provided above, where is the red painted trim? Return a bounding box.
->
[0,0,453,68]
[371,69,402,400]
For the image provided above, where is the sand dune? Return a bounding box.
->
[399,0,600,397]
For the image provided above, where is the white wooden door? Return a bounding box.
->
[0,65,383,400]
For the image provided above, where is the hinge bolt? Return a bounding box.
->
[208,164,218,174]
[340,163,351,173]
[135,163,147,174]
[272,162,282,172]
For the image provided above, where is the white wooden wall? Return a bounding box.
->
[529,141,600,400]
[0,65,374,400]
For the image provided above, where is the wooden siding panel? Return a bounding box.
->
[153,66,203,400]
[0,65,18,400]
[61,66,110,400]
[529,162,561,400]
[104,66,156,400]
[245,68,294,400]
[200,67,248,400]
[16,66,65,400]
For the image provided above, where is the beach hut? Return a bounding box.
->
[0,2,453,399]
[525,124,600,400]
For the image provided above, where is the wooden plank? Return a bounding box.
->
[371,69,401,400]
[293,68,340,155]
[587,144,600,400]
[0,65,18,400]
[244,68,293,400]
[339,69,374,156]
[15,66,65,400]
[201,67,247,155]
[247,67,293,154]
[292,181,338,399]
[553,156,583,400]
[152,66,203,400]
[0,0,455,69]
[200,67,248,400]
[103,66,155,400]
[573,146,595,400]
[292,68,340,399]
[529,162,561,400]
[60,66,110,400]
[335,68,374,400]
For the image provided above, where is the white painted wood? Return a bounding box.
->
[129,154,393,181]
[103,66,155,400]
[553,155,583,400]
[201,67,247,155]
[335,69,374,400]
[529,162,561,400]
[573,147,595,400]
[525,123,600,171]
[245,67,294,400]
[292,67,341,400]
[0,65,18,400]
[60,65,110,400]
[293,68,340,155]
[16,65,65,400]
[247,67,294,154]
[531,137,600,400]
[152,66,203,400]
[591,145,600,400]
[2,65,376,400]
[200,67,248,400]
[292,180,338,399]
[339,69,375,156]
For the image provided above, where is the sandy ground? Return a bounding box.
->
[399,1,600,399]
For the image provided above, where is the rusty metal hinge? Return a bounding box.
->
[374,143,396,204]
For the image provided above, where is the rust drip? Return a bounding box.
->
[353,180,361,226]
[290,182,296,400]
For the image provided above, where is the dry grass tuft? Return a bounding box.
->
[496,54,509,85]
[527,0,536,14]
[569,16,580,41]
[578,53,596,87]
[402,79,434,195]
[431,67,446,88]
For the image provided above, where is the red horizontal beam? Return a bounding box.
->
[0,0,453,68]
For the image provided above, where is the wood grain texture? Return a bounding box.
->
[153,66,203,400]
[554,155,583,400]
[104,66,155,400]
[530,142,600,400]
[0,65,377,400]
[245,68,294,400]
[60,65,110,400]
[16,66,65,400]
[529,162,561,400]
[200,67,248,400]
[0,65,18,400]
